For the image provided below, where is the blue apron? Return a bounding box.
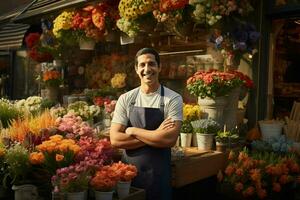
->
[122,85,172,200]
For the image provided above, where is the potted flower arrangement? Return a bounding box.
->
[110,161,138,199]
[191,119,220,150]
[218,149,300,199]
[183,103,201,147]
[90,165,119,200]
[51,164,91,200]
[42,69,62,101]
[180,121,193,148]
[2,143,39,200]
[187,70,242,125]
[215,130,239,152]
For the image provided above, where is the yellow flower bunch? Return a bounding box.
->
[111,73,127,89]
[36,135,80,154]
[183,104,201,121]
[119,0,156,20]
[53,11,75,37]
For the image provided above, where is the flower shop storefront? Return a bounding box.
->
[2,0,300,200]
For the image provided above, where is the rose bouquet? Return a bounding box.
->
[187,70,243,99]
[55,113,94,139]
[218,149,300,199]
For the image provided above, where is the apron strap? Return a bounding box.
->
[128,85,165,117]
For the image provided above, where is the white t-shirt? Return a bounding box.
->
[112,85,183,126]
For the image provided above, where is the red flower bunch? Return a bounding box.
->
[230,70,254,89]
[90,165,119,191]
[93,96,111,107]
[25,33,53,62]
[72,2,120,41]
[159,0,189,12]
[218,150,300,199]
[187,70,243,99]
[110,161,137,182]
[75,137,113,167]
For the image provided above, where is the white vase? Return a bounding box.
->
[117,181,131,199]
[12,184,38,200]
[95,190,114,200]
[67,191,86,200]
[180,133,192,147]
[223,87,240,130]
[259,120,283,142]
[196,133,214,151]
[198,97,227,126]
[79,38,95,50]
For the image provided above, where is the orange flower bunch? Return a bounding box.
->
[218,149,300,199]
[29,135,80,174]
[90,165,119,191]
[43,70,61,87]
[111,161,137,182]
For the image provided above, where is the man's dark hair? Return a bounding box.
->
[135,47,160,67]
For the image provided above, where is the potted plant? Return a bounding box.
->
[180,121,193,148]
[191,119,220,150]
[183,104,201,147]
[187,70,243,125]
[0,98,22,128]
[90,165,119,200]
[215,130,239,152]
[51,164,91,200]
[110,161,138,199]
[3,143,39,200]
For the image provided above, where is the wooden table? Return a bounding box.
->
[171,148,228,188]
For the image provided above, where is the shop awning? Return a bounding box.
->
[0,0,89,24]
[13,0,88,22]
[0,23,30,50]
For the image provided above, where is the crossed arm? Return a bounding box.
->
[110,118,181,149]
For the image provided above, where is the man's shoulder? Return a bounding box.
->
[118,87,140,102]
[163,86,182,99]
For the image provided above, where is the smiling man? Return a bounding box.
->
[110,48,183,200]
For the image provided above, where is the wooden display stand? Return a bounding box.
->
[171,148,227,188]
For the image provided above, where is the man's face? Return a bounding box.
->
[136,53,161,85]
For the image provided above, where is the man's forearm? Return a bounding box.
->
[128,127,179,148]
[110,131,146,149]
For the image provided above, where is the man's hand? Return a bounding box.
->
[125,127,135,136]
[156,117,175,131]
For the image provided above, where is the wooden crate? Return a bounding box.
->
[171,148,227,188]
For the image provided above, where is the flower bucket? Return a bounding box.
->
[117,181,131,199]
[216,142,227,152]
[79,38,95,50]
[45,86,59,101]
[192,133,198,147]
[180,133,192,147]
[259,120,283,142]
[196,133,214,151]
[198,97,227,126]
[95,190,113,200]
[12,184,38,200]
[67,191,86,200]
